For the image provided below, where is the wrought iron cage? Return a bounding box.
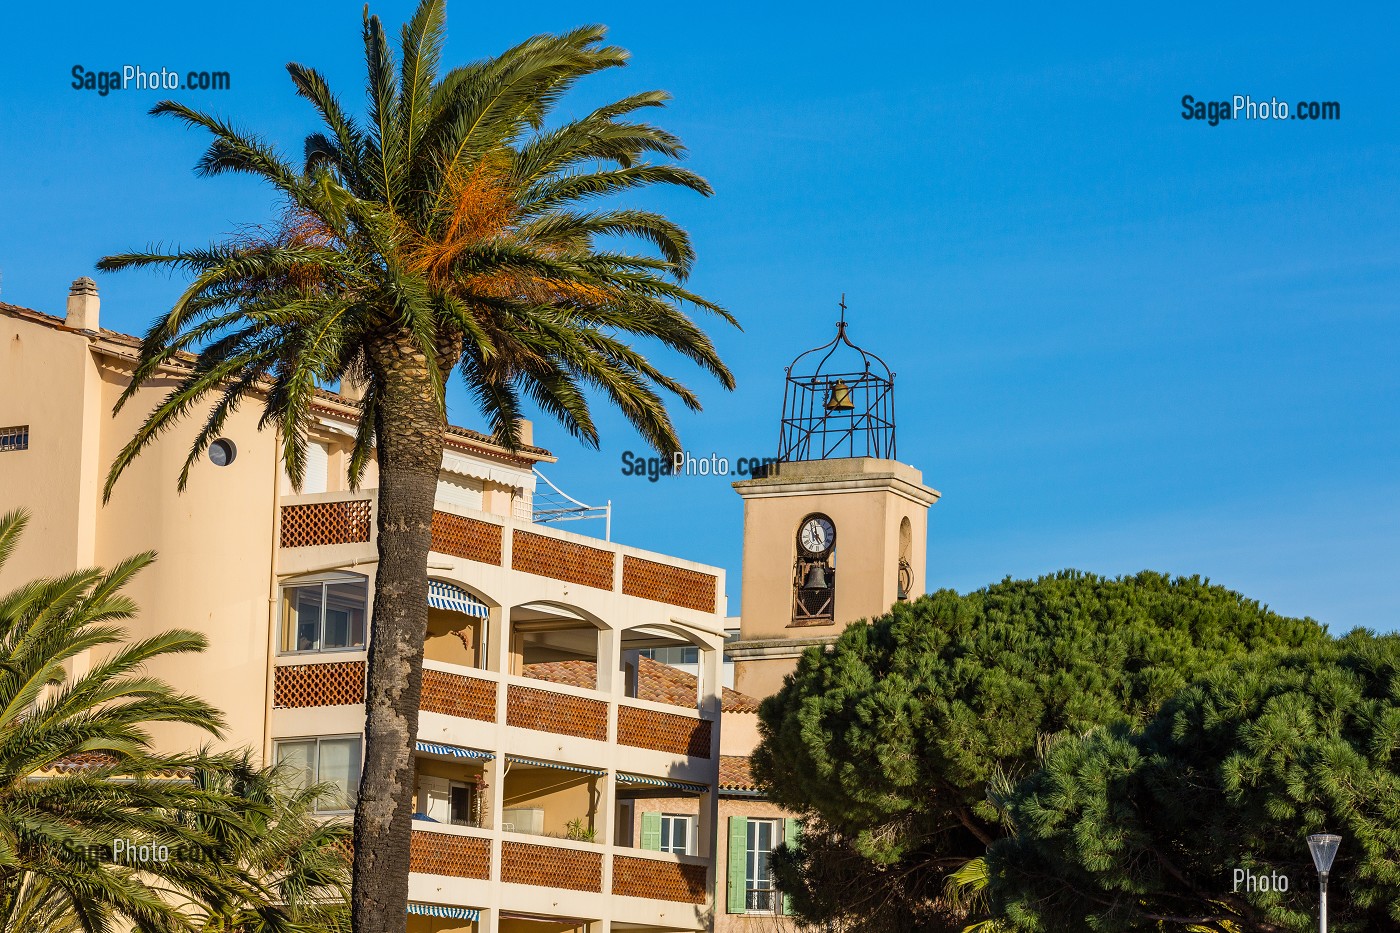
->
[777,310,895,462]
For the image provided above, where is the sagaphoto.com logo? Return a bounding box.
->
[1181,94,1340,125]
[72,64,231,97]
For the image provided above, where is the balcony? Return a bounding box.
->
[403,743,714,923]
[407,823,708,905]
[613,851,709,905]
[409,824,492,880]
[275,654,717,762]
[276,492,721,616]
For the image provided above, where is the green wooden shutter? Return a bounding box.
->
[727,816,748,913]
[781,817,801,915]
[640,811,662,851]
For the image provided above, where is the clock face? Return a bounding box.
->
[798,515,836,555]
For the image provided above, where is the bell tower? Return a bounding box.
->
[730,303,940,698]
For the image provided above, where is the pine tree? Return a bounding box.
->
[753,570,1328,931]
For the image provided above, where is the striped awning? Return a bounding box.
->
[416,741,494,761]
[506,755,604,776]
[428,581,489,618]
[616,772,707,794]
[408,903,480,921]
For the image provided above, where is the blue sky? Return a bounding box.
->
[2,3,1397,631]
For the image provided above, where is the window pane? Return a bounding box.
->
[450,784,475,826]
[274,741,315,793]
[673,817,689,854]
[747,820,774,886]
[659,815,692,854]
[290,586,324,652]
[323,580,366,649]
[317,738,361,811]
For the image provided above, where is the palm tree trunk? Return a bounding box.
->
[353,340,446,933]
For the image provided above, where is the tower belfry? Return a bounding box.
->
[776,297,896,462]
[730,300,940,698]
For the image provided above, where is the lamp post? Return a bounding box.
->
[1307,833,1342,933]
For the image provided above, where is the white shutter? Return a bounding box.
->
[302,442,330,494]
[417,775,451,822]
[436,475,484,511]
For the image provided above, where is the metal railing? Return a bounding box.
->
[746,888,778,912]
[531,468,611,540]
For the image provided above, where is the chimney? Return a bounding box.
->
[66,277,100,331]
[516,418,533,447]
[338,375,367,403]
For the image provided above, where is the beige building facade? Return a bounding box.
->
[0,282,737,933]
[0,285,936,933]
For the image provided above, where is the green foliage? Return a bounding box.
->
[97,0,736,500]
[986,632,1400,932]
[753,570,1326,931]
[564,818,597,843]
[0,510,350,933]
[185,753,352,933]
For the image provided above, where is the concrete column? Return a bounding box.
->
[596,624,621,695]
[481,757,504,832]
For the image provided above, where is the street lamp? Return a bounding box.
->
[1307,833,1342,933]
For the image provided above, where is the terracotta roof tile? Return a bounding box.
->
[522,656,761,713]
[37,752,188,779]
[719,755,759,791]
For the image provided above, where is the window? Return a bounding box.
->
[208,438,237,466]
[280,574,367,653]
[416,775,480,827]
[661,814,697,855]
[746,819,780,912]
[436,474,484,512]
[275,736,361,812]
[0,426,28,452]
[450,783,477,826]
[640,645,699,665]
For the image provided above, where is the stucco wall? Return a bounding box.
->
[0,318,97,584]
[735,459,934,645]
[93,364,278,755]
[630,795,799,933]
[502,768,600,838]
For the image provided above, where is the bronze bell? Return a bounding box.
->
[824,379,854,412]
[802,563,828,589]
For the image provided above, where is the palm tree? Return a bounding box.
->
[0,508,234,932]
[95,2,734,929]
[0,509,354,933]
[186,753,352,933]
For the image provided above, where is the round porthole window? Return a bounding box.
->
[209,438,237,467]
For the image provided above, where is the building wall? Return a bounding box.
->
[735,458,935,641]
[498,919,586,933]
[0,302,795,933]
[502,770,601,838]
[731,458,937,697]
[426,606,482,668]
[628,793,796,933]
[719,712,761,758]
[715,798,799,933]
[0,318,278,753]
[93,364,279,754]
[0,315,100,583]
